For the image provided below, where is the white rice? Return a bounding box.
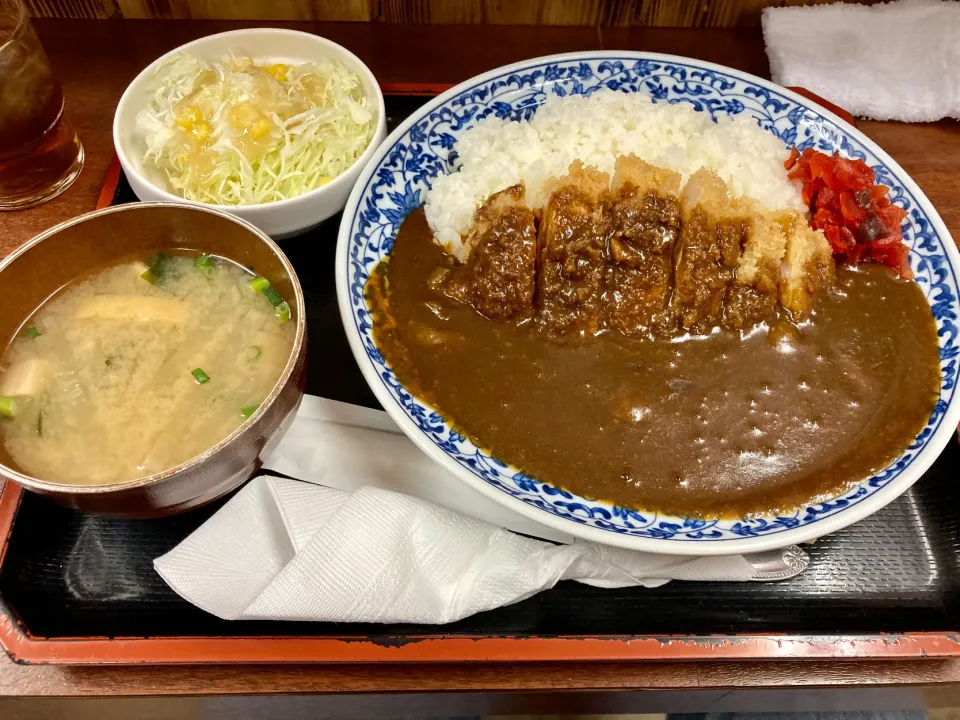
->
[424,89,804,259]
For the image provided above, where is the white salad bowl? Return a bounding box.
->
[114,28,387,239]
[337,51,960,556]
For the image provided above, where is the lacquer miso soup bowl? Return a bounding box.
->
[0,203,306,517]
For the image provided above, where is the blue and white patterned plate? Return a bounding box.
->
[336,52,960,555]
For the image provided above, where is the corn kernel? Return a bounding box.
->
[264,63,289,82]
[250,117,273,139]
[176,106,203,131]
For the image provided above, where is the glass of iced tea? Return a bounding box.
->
[0,0,83,209]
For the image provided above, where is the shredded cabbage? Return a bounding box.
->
[135,53,375,206]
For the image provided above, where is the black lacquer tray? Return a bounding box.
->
[1,92,959,665]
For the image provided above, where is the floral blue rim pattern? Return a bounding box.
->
[342,54,960,545]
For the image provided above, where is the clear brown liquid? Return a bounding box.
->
[0,9,82,208]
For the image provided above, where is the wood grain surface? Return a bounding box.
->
[0,18,959,702]
[23,0,877,26]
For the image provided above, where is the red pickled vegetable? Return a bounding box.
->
[877,204,907,227]
[809,152,838,188]
[869,185,889,204]
[788,148,912,277]
[822,225,839,250]
[816,185,837,209]
[846,246,866,266]
[833,156,874,190]
[839,191,867,225]
[813,207,837,230]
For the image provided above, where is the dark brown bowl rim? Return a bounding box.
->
[0,201,307,495]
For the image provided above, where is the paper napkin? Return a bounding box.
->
[154,396,799,624]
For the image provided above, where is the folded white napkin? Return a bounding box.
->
[153,396,788,624]
[259,395,574,543]
[155,477,763,622]
[762,0,960,121]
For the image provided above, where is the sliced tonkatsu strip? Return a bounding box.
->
[721,197,788,330]
[672,169,739,333]
[432,184,538,321]
[535,162,611,336]
[778,210,836,318]
[603,155,682,338]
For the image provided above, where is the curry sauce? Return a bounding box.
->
[369,208,941,518]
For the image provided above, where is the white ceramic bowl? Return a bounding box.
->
[113,28,387,239]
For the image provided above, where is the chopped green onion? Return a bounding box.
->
[146,252,171,269]
[0,397,17,418]
[248,276,287,312]
[195,254,215,278]
[24,326,41,338]
[143,252,173,285]
[240,404,260,419]
[262,286,285,308]
[245,346,262,362]
[191,368,211,385]
[248,276,271,294]
[37,410,44,436]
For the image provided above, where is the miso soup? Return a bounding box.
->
[0,251,295,485]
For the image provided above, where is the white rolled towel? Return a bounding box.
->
[762,0,960,121]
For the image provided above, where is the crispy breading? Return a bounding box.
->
[778,210,836,318]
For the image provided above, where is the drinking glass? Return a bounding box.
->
[0,0,83,210]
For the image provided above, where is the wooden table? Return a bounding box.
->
[2,18,960,715]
